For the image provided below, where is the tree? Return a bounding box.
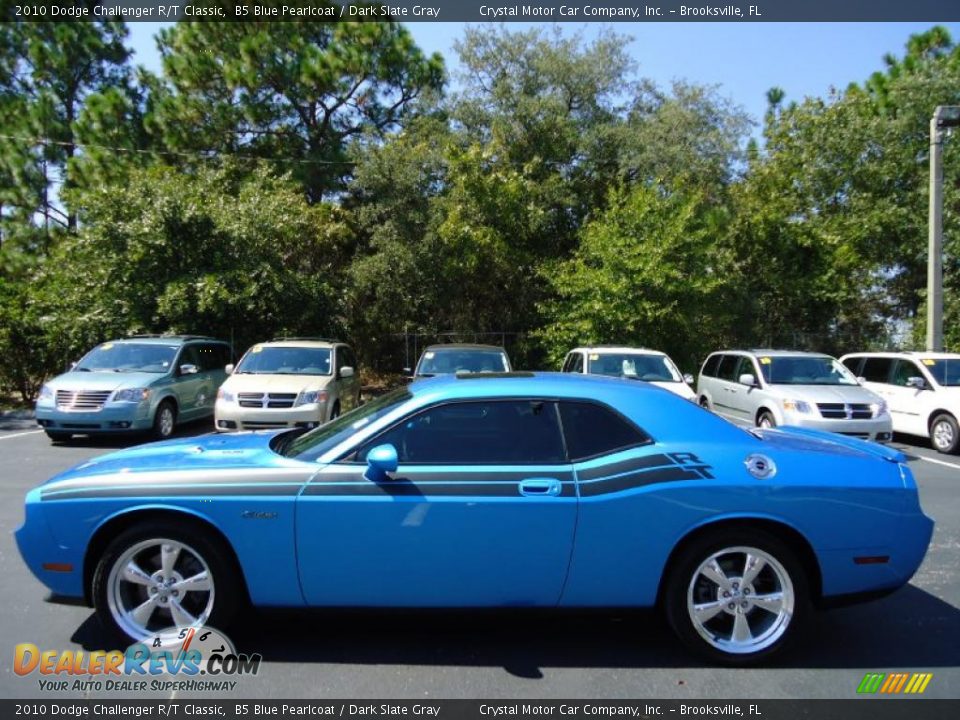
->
[149,16,445,202]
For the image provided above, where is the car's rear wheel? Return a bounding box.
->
[45,430,72,443]
[931,413,960,454]
[664,528,808,665]
[757,410,776,429]
[152,401,176,440]
[92,522,240,642]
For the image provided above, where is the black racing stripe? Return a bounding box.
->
[41,484,303,500]
[575,454,674,480]
[315,470,574,484]
[578,467,707,496]
[304,471,576,498]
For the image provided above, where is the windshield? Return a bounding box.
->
[278,387,413,461]
[924,359,960,387]
[236,346,332,375]
[588,353,682,382]
[416,349,510,375]
[758,356,858,386]
[75,342,177,373]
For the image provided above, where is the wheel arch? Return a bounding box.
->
[656,516,823,609]
[755,407,778,426]
[927,409,957,432]
[83,506,249,608]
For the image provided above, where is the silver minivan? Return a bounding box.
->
[697,349,893,441]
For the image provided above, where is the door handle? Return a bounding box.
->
[519,478,561,497]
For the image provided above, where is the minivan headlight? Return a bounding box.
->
[113,388,151,403]
[782,399,812,414]
[871,400,888,417]
[296,390,328,407]
[38,384,54,401]
[217,388,234,403]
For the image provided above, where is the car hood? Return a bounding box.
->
[766,384,882,404]
[46,371,164,392]
[650,380,696,400]
[45,431,299,484]
[223,373,333,393]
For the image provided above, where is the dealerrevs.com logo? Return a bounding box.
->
[14,626,261,692]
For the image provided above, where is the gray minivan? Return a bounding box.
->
[696,349,892,441]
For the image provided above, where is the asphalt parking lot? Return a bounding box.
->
[1,413,957,700]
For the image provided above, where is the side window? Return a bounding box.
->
[701,355,721,378]
[360,400,566,465]
[342,347,357,370]
[561,354,574,372]
[862,357,894,384]
[558,401,651,462]
[177,346,201,372]
[842,357,863,376]
[334,348,346,374]
[715,355,743,382]
[891,360,923,387]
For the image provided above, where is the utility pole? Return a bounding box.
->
[928,106,960,351]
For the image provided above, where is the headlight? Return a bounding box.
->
[871,400,888,417]
[782,399,812,414]
[217,388,234,403]
[38,385,54,401]
[113,388,151,403]
[296,390,328,407]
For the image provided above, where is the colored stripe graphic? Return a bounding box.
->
[857,672,933,694]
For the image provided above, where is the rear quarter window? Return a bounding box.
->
[559,401,651,462]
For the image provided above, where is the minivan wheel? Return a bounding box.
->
[757,411,776,429]
[664,528,808,665]
[329,402,341,421]
[153,401,176,440]
[699,396,711,410]
[930,413,960,454]
[92,522,240,642]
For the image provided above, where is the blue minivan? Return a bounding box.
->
[35,335,232,443]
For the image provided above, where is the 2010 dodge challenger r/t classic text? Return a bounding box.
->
[16,372,934,664]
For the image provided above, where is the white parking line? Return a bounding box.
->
[0,429,42,440]
[917,455,960,472]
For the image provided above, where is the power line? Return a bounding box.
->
[0,133,357,167]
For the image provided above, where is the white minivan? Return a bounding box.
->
[697,349,892,442]
[840,351,960,454]
[561,346,696,400]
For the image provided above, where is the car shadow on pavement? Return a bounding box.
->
[47,420,214,449]
[68,584,960,676]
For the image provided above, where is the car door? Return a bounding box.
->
[711,354,750,421]
[337,346,361,411]
[858,357,900,430]
[171,345,206,421]
[295,398,577,606]
[887,359,930,436]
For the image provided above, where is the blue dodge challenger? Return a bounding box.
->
[16,372,933,664]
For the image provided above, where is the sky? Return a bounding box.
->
[126,21,960,132]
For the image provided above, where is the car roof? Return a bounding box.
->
[408,371,663,400]
[422,344,507,352]
[572,346,666,355]
[254,339,341,349]
[111,335,225,346]
[841,350,960,360]
[710,349,833,358]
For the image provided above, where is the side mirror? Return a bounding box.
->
[906,376,927,390]
[364,444,398,482]
[339,366,354,379]
[739,373,757,387]
[68,361,78,372]
[683,373,695,385]
[179,363,199,376]
[224,364,234,376]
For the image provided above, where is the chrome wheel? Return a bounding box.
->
[758,413,775,429]
[687,545,794,655]
[156,405,175,438]
[933,419,955,451]
[106,538,214,639]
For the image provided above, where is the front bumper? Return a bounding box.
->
[15,491,85,599]
[35,402,153,433]
[783,414,893,442]
[215,400,325,431]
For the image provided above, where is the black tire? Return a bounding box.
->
[930,413,960,454]
[152,400,177,440]
[663,527,809,666]
[92,520,241,643]
[757,410,776,429]
[698,396,711,410]
[45,430,72,443]
[329,401,341,421]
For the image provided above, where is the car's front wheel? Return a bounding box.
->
[757,410,776,429]
[930,413,960,454]
[92,522,240,642]
[152,401,176,440]
[664,528,809,665]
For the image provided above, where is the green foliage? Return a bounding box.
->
[35,163,353,366]
[539,185,736,371]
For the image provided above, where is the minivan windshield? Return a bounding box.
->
[75,343,177,373]
[236,346,332,375]
[758,356,858,386]
[277,387,412,461]
[588,353,682,382]
[416,349,510,376]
